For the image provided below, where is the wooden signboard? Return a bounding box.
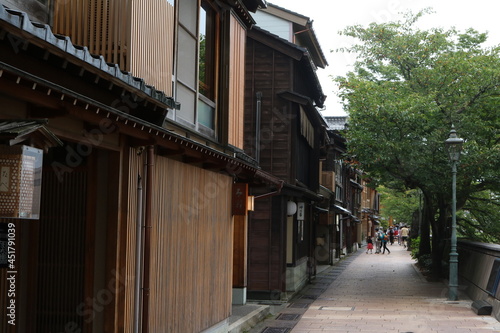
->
[0,145,43,219]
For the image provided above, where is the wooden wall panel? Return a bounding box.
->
[36,168,87,332]
[130,0,174,95]
[122,147,144,332]
[233,214,247,288]
[248,194,287,294]
[247,197,272,290]
[53,0,173,94]
[228,15,246,149]
[244,39,293,181]
[53,0,130,67]
[147,156,233,332]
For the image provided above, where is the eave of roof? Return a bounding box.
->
[223,0,256,27]
[350,179,363,190]
[242,0,267,12]
[295,24,328,69]
[333,204,352,215]
[325,116,349,131]
[277,91,326,126]
[282,182,323,201]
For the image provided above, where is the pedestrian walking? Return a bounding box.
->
[400,225,409,248]
[388,226,395,245]
[382,229,391,254]
[374,228,383,254]
[394,226,400,245]
[366,236,373,254]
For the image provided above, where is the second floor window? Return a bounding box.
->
[197,1,217,131]
[174,0,219,137]
[199,2,216,100]
[335,160,343,202]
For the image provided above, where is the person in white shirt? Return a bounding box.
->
[400,225,410,248]
[375,228,383,254]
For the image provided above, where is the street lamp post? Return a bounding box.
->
[445,125,464,301]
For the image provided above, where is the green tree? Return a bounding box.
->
[336,9,500,278]
[460,190,500,242]
[378,186,420,227]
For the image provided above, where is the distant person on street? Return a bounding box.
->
[394,227,400,245]
[366,236,373,254]
[388,226,395,245]
[382,229,391,254]
[401,225,409,248]
[375,228,383,254]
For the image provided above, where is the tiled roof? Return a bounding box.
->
[0,119,63,148]
[325,116,348,130]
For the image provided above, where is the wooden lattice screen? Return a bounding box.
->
[53,0,174,95]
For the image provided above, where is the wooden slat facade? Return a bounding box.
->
[122,147,144,332]
[34,168,88,332]
[147,155,233,332]
[53,0,174,95]
[129,0,174,95]
[0,152,94,333]
[227,14,246,149]
[53,0,129,66]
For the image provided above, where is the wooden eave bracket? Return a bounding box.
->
[222,0,256,27]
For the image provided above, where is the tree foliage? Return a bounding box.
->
[378,186,420,227]
[336,9,500,276]
[460,191,500,242]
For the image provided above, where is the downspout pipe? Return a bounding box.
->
[254,180,284,200]
[142,145,154,333]
[134,175,143,333]
[255,92,262,163]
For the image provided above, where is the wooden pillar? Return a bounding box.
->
[232,214,247,305]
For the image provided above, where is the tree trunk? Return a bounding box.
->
[430,219,442,280]
[429,199,449,280]
[418,193,432,256]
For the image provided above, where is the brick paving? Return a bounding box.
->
[250,244,500,333]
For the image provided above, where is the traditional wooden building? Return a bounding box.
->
[323,116,380,257]
[243,5,328,299]
[321,117,354,260]
[0,0,270,332]
[361,177,381,240]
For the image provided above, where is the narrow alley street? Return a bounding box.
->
[249,244,500,333]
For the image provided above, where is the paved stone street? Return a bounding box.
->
[250,244,500,333]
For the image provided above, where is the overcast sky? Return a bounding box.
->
[265,0,500,116]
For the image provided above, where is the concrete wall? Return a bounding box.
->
[286,259,308,296]
[458,240,500,321]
